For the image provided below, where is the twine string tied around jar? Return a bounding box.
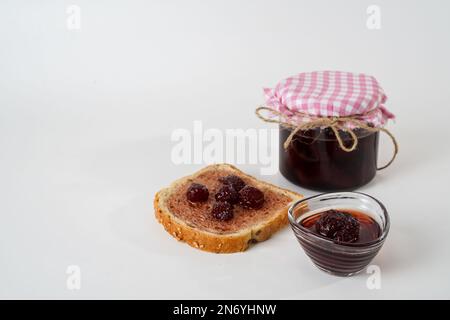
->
[255,106,398,170]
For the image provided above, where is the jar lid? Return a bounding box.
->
[263,71,394,128]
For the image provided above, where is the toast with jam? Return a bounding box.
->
[154,164,303,253]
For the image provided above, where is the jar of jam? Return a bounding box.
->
[259,71,397,191]
[279,126,379,191]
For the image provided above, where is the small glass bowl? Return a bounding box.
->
[288,192,390,277]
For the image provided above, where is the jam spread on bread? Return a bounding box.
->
[187,175,265,222]
[238,186,265,210]
[167,169,290,234]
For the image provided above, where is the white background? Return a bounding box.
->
[1,0,450,299]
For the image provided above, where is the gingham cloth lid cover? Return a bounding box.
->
[263,71,394,127]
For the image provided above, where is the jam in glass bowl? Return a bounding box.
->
[288,192,390,277]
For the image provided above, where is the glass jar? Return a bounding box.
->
[279,125,379,191]
[288,192,390,277]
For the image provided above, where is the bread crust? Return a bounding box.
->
[154,164,303,253]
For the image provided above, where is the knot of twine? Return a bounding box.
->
[255,106,398,170]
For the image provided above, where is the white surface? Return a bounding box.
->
[1,0,450,299]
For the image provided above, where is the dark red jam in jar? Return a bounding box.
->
[279,125,379,191]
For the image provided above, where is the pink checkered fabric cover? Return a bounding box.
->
[264,71,394,127]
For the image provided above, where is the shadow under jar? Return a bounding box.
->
[279,125,379,191]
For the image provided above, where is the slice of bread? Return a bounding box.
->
[154,164,303,253]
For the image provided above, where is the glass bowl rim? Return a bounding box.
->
[288,191,390,248]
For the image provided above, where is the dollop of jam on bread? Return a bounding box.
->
[167,169,290,234]
[214,185,240,204]
[218,175,246,192]
[186,183,209,203]
[188,174,266,222]
[211,201,234,221]
[239,186,265,210]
